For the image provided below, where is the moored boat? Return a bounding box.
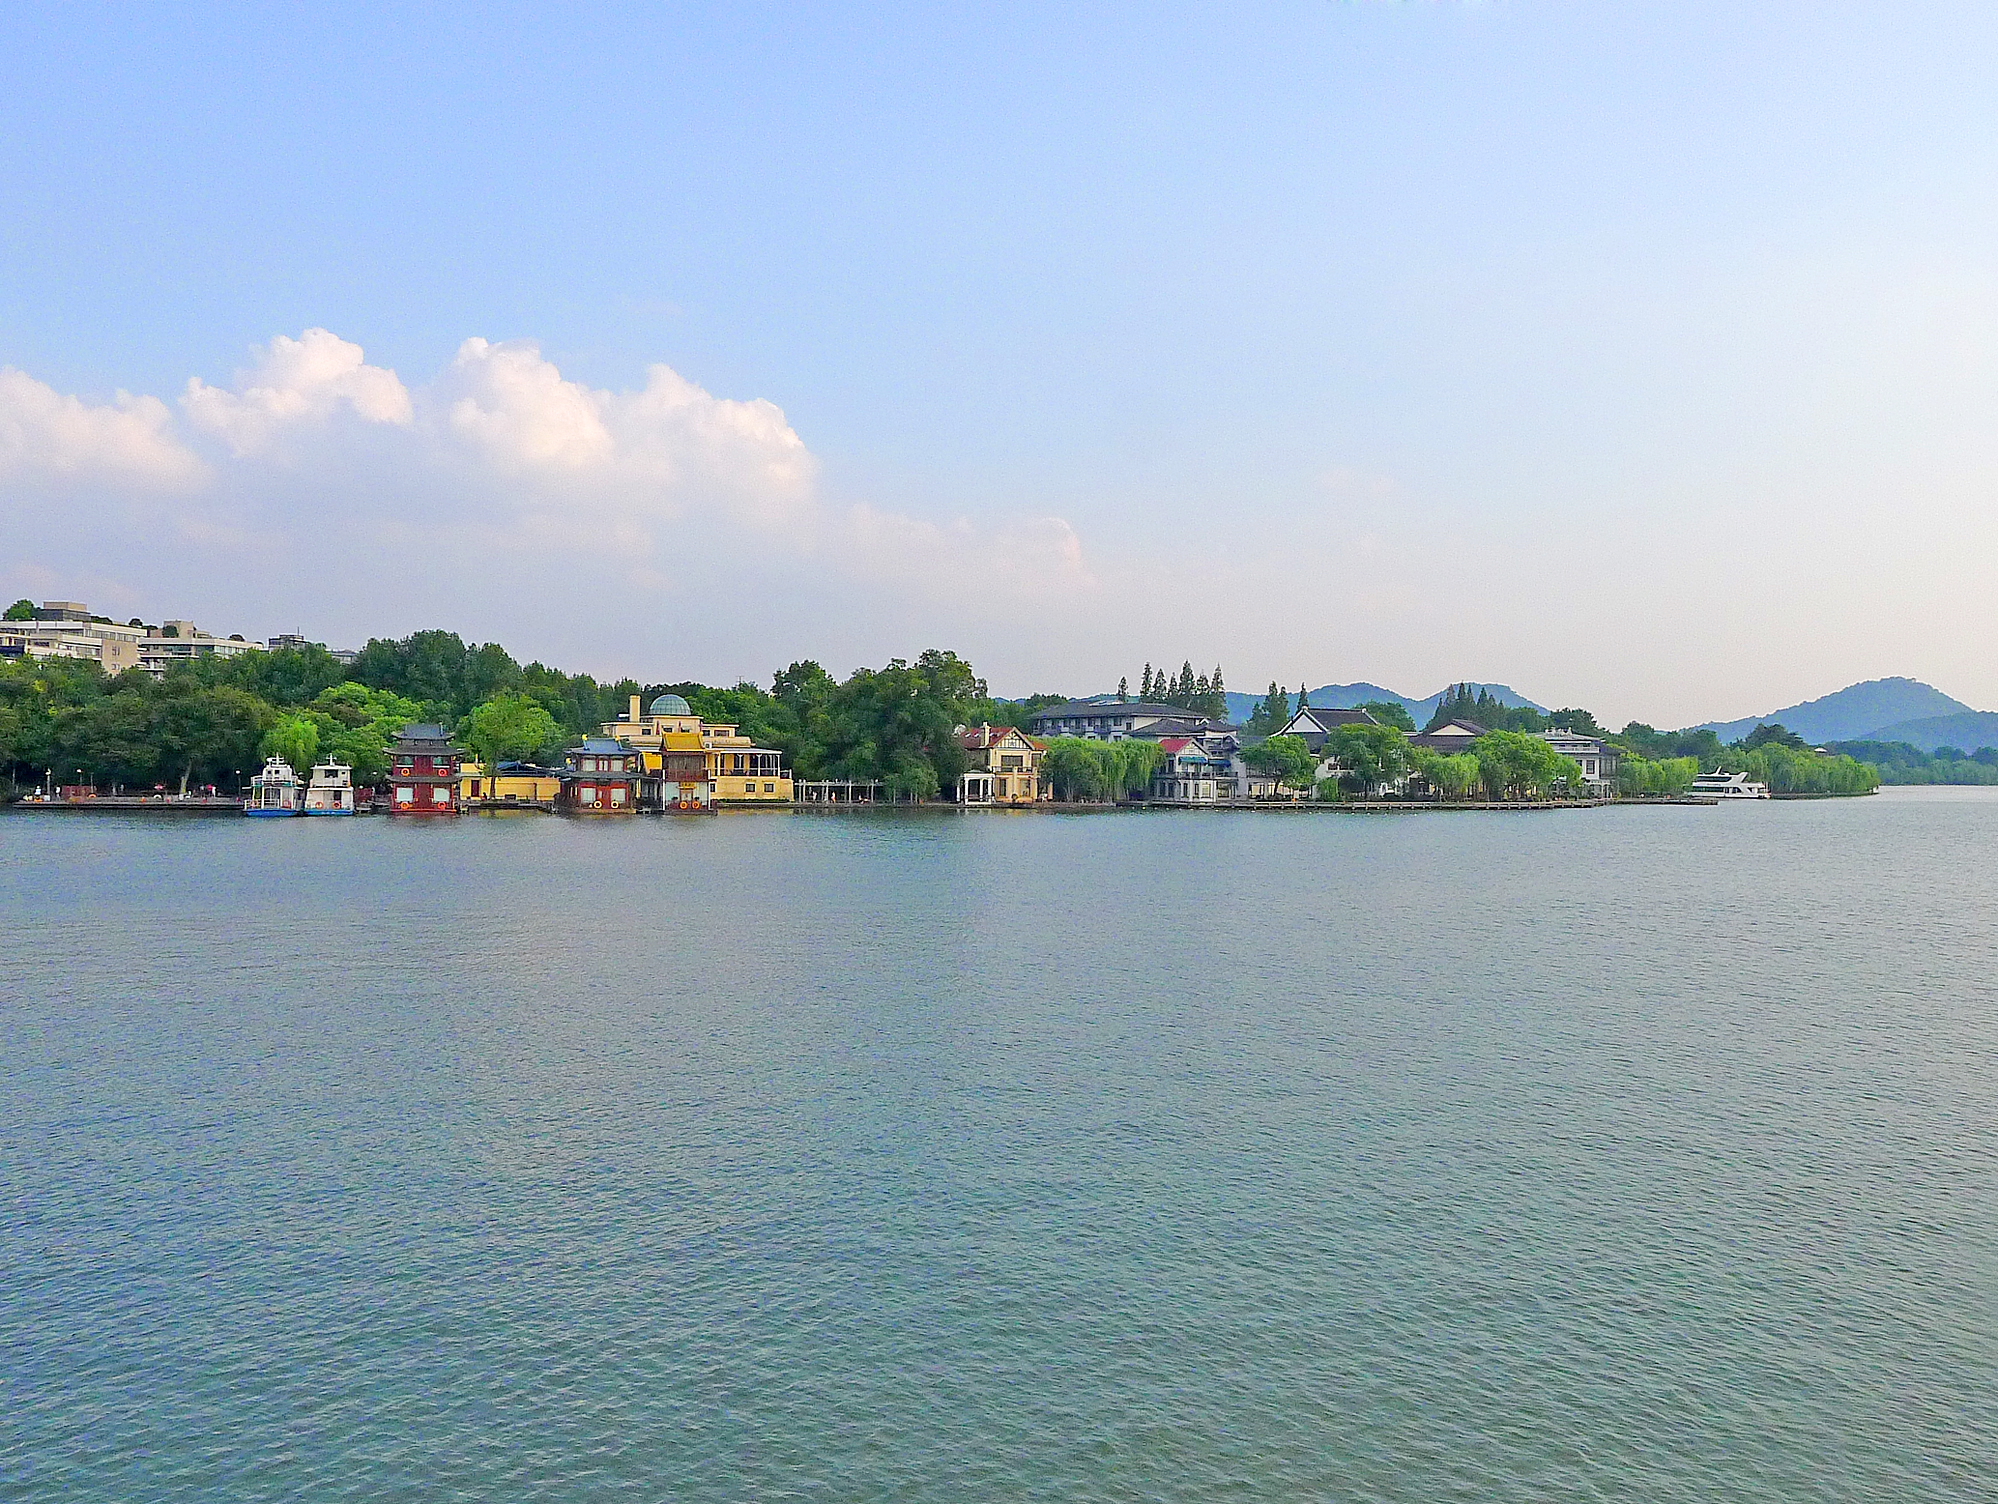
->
[302,758,357,814]
[1688,769,1770,800]
[244,756,303,816]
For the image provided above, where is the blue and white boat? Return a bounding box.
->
[302,758,357,814]
[244,756,302,816]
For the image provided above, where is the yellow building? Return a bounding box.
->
[956,724,1046,805]
[458,761,563,806]
[602,694,794,804]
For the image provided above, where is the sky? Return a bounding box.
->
[5,1,1998,727]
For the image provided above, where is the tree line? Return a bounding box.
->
[1126,662,1227,720]
[1825,740,1998,785]
[1238,724,1591,802]
[0,632,1076,801]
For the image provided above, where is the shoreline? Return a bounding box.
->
[4,790,1887,817]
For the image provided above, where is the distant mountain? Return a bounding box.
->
[1698,678,1974,745]
[1222,681,1545,725]
[1850,710,1998,754]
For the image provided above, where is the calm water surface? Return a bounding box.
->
[3,790,1996,1501]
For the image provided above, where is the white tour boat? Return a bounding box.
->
[244,756,303,816]
[302,758,358,814]
[1689,769,1770,800]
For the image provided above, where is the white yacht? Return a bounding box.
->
[1689,769,1770,800]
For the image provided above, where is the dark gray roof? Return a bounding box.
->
[1291,707,1378,731]
[393,723,454,746]
[1410,725,1486,751]
[1030,699,1193,721]
[1130,717,1234,740]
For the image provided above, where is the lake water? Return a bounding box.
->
[4,789,1996,1501]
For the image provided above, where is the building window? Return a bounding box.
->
[610,787,627,806]
[764,782,775,793]
[395,786,414,804]
[431,786,451,805]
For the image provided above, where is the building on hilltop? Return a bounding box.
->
[139,621,263,675]
[388,724,464,813]
[0,602,145,672]
[0,602,264,676]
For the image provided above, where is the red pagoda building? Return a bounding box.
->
[559,738,640,813]
[387,723,464,814]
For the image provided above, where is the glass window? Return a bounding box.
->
[432,786,451,804]
[395,786,414,804]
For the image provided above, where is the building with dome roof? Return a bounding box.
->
[600,693,793,807]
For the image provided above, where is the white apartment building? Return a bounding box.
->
[0,603,145,672]
[138,620,264,675]
[0,602,264,676]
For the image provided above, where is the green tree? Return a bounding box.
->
[261,713,320,773]
[1325,723,1411,798]
[1355,700,1415,733]
[1435,752,1483,800]
[1742,722,1809,752]
[306,681,426,782]
[461,691,563,795]
[4,600,35,621]
[349,630,527,722]
[1041,738,1109,801]
[1469,730,1582,799]
[1242,733,1318,795]
[1617,754,1700,796]
[39,677,274,793]
[1546,707,1606,737]
[1426,684,1547,734]
[223,644,347,706]
[1108,738,1165,797]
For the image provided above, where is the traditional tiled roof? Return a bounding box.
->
[394,723,454,745]
[1289,706,1378,732]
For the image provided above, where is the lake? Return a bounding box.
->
[3,789,1995,1501]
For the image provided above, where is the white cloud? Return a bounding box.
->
[424,339,818,534]
[432,337,612,470]
[0,330,1102,683]
[182,327,413,455]
[0,367,206,489]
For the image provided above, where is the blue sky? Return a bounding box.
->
[5,2,1998,725]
